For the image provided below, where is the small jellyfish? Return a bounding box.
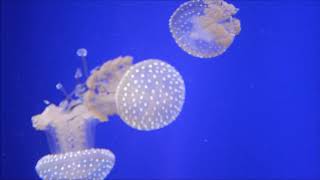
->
[77,48,89,77]
[169,0,241,58]
[76,48,88,57]
[115,60,185,131]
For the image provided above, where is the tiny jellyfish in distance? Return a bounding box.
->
[76,48,88,57]
[115,60,185,131]
[32,48,186,179]
[169,0,241,58]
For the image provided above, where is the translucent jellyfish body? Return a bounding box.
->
[116,60,185,130]
[32,49,185,179]
[169,0,241,58]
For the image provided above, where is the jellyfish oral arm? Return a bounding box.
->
[32,102,97,152]
[84,56,133,121]
[32,104,63,131]
[189,2,240,46]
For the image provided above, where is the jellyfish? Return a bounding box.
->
[32,48,185,179]
[169,0,241,58]
[32,50,116,180]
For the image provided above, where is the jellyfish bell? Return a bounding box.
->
[35,149,115,180]
[115,59,185,131]
[169,0,241,58]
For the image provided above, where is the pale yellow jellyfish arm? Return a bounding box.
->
[32,100,95,129]
[204,0,238,20]
[190,0,241,47]
[84,56,133,122]
[32,104,62,130]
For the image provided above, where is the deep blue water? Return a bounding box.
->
[2,0,320,179]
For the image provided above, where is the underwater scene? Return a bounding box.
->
[2,0,320,179]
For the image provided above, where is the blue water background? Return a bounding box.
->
[2,0,320,179]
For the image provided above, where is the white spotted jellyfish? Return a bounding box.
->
[169,0,241,58]
[32,48,185,179]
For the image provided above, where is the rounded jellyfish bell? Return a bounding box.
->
[115,60,185,131]
[169,0,241,58]
[35,149,115,180]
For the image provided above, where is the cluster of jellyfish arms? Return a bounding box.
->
[32,0,240,179]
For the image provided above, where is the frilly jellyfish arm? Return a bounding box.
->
[83,56,133,122]
[32,101,96,152]
[169,0,241,58]
[115,60,185,131]
[32,104,59,130]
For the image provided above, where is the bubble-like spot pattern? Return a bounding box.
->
[35,149,115,180]
[169,0,241,58]
[116,60,185,131]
